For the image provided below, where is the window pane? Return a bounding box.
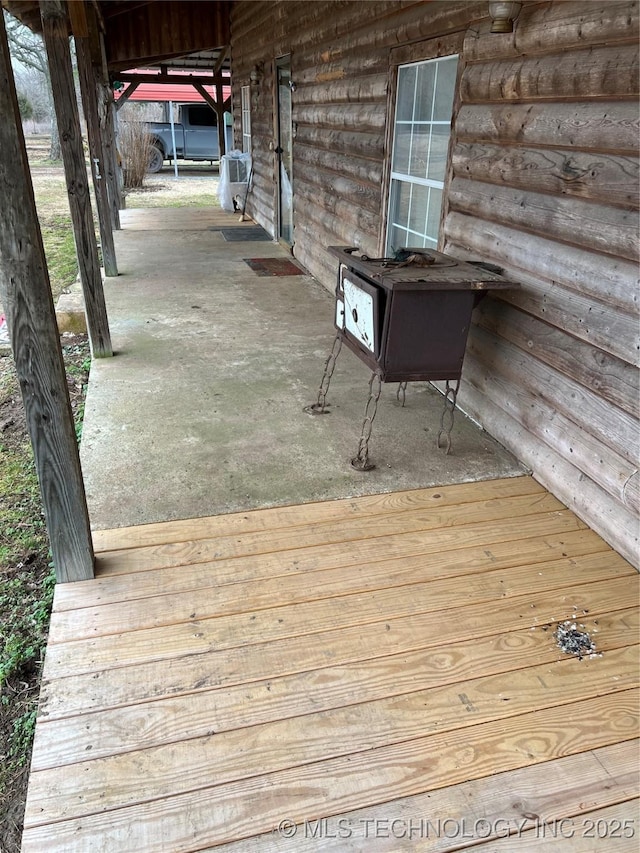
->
[433,57,458,121]
[408,183,429,233]
[414,62,436,122]
[390,179,411,228]
[408,126,430,178]
[389,224,408,254]
[426,125,450,182]
[392,123,411,173]
[396,65,416,121]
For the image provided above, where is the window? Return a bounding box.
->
[386,55,458,254]
[241,85,251,154]
[188,105,217,127]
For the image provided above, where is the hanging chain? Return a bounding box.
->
[396,381,408,407]
[436,378,460,455]
[304,332,342,414]
[351,371,382,471]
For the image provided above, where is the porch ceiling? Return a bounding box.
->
[2,0,232,73]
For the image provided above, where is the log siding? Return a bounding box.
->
[229,0,639,565]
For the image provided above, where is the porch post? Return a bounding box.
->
[40,0,113,358]
[98,29,123,224]
[69,3,118,276]
[0,12,94,582]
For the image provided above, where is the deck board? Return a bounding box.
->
[23,478,639,851]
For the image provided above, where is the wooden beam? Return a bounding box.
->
[75,33,118,276]
[215,80,226,155]
[192,81,219,112]
[114,71,228,86]
[212,45,229,76]
[41,0,112,357]
[115,81,139,110]
[0,11,94,583]
[97,26,123,225]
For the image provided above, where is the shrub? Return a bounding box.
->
[118,119,153,189]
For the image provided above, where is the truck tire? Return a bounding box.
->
[148,145,164,173]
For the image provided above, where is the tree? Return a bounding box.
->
[17,91,33,121]
[3,9,59,158]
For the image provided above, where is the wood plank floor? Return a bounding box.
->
[22,477,639,851]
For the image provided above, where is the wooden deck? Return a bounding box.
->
[22,476,639,851]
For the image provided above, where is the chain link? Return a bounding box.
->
[351,371,382,471]
[436,378,460,455]
[396,381,408,407]
[304,332,342,414]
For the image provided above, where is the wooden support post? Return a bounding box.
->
[75,33,118,275]
[0,12,94,583]
[215,80,226,157]
[97,30,123,224]
[41,0,112,358]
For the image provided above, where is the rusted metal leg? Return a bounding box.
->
[304,331,342,414]
[351,371,382,471]
[436,378,460,455]
[396,381,408,407]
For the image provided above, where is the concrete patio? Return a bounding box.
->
[80,206,525,530]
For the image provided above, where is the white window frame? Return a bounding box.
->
[385,53,458,255]
[241,85,251,154]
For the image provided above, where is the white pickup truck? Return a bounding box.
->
[146,103,233,172]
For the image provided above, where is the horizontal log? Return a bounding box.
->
[444,212,639,316]
[295,46,390,84]
[462,334,639,512]
[455,101,640,154]
[450,378,639,568]
[464,1,640,62]
[295,192,379,255]
[449,176,638,262]
[294,126,385,160]
[294,73,388,106]
[294,103,386,132]
[460,44,638,103]
[295,143,383,187]
[464,325,640,467]
[446,239,640,366]
[473,298,639,418]
[294,167,382,216]
[452,142,639,210]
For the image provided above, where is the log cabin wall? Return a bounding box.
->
[229,0,639,567]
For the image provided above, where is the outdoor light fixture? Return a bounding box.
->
[488,1,522,32]
[249,63,263,86]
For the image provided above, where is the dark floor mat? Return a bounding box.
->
[219,227,271,242]
[244,257,306,276]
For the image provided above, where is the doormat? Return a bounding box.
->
[219,227,271,242]
[243,258,305,276]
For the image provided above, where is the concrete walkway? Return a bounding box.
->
[80,207,525,530]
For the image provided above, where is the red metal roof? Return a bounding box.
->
[114,69,231,104]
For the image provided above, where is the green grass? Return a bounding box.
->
[40,213,78,302]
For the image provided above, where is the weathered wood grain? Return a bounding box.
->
[465,327,640,468]
[455,381,640,567]
[449,176,638,262]
[456,101,640,153]
[464,1,640,62]
[41,0,112,358]
[452,142,639,209]
[447,241,639,367]
[0,11,94,584]
[445,212,639,321]
[473,298,639,417]
[74,32,118,276]
[464,334,639,510]
[461,44,639,103]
